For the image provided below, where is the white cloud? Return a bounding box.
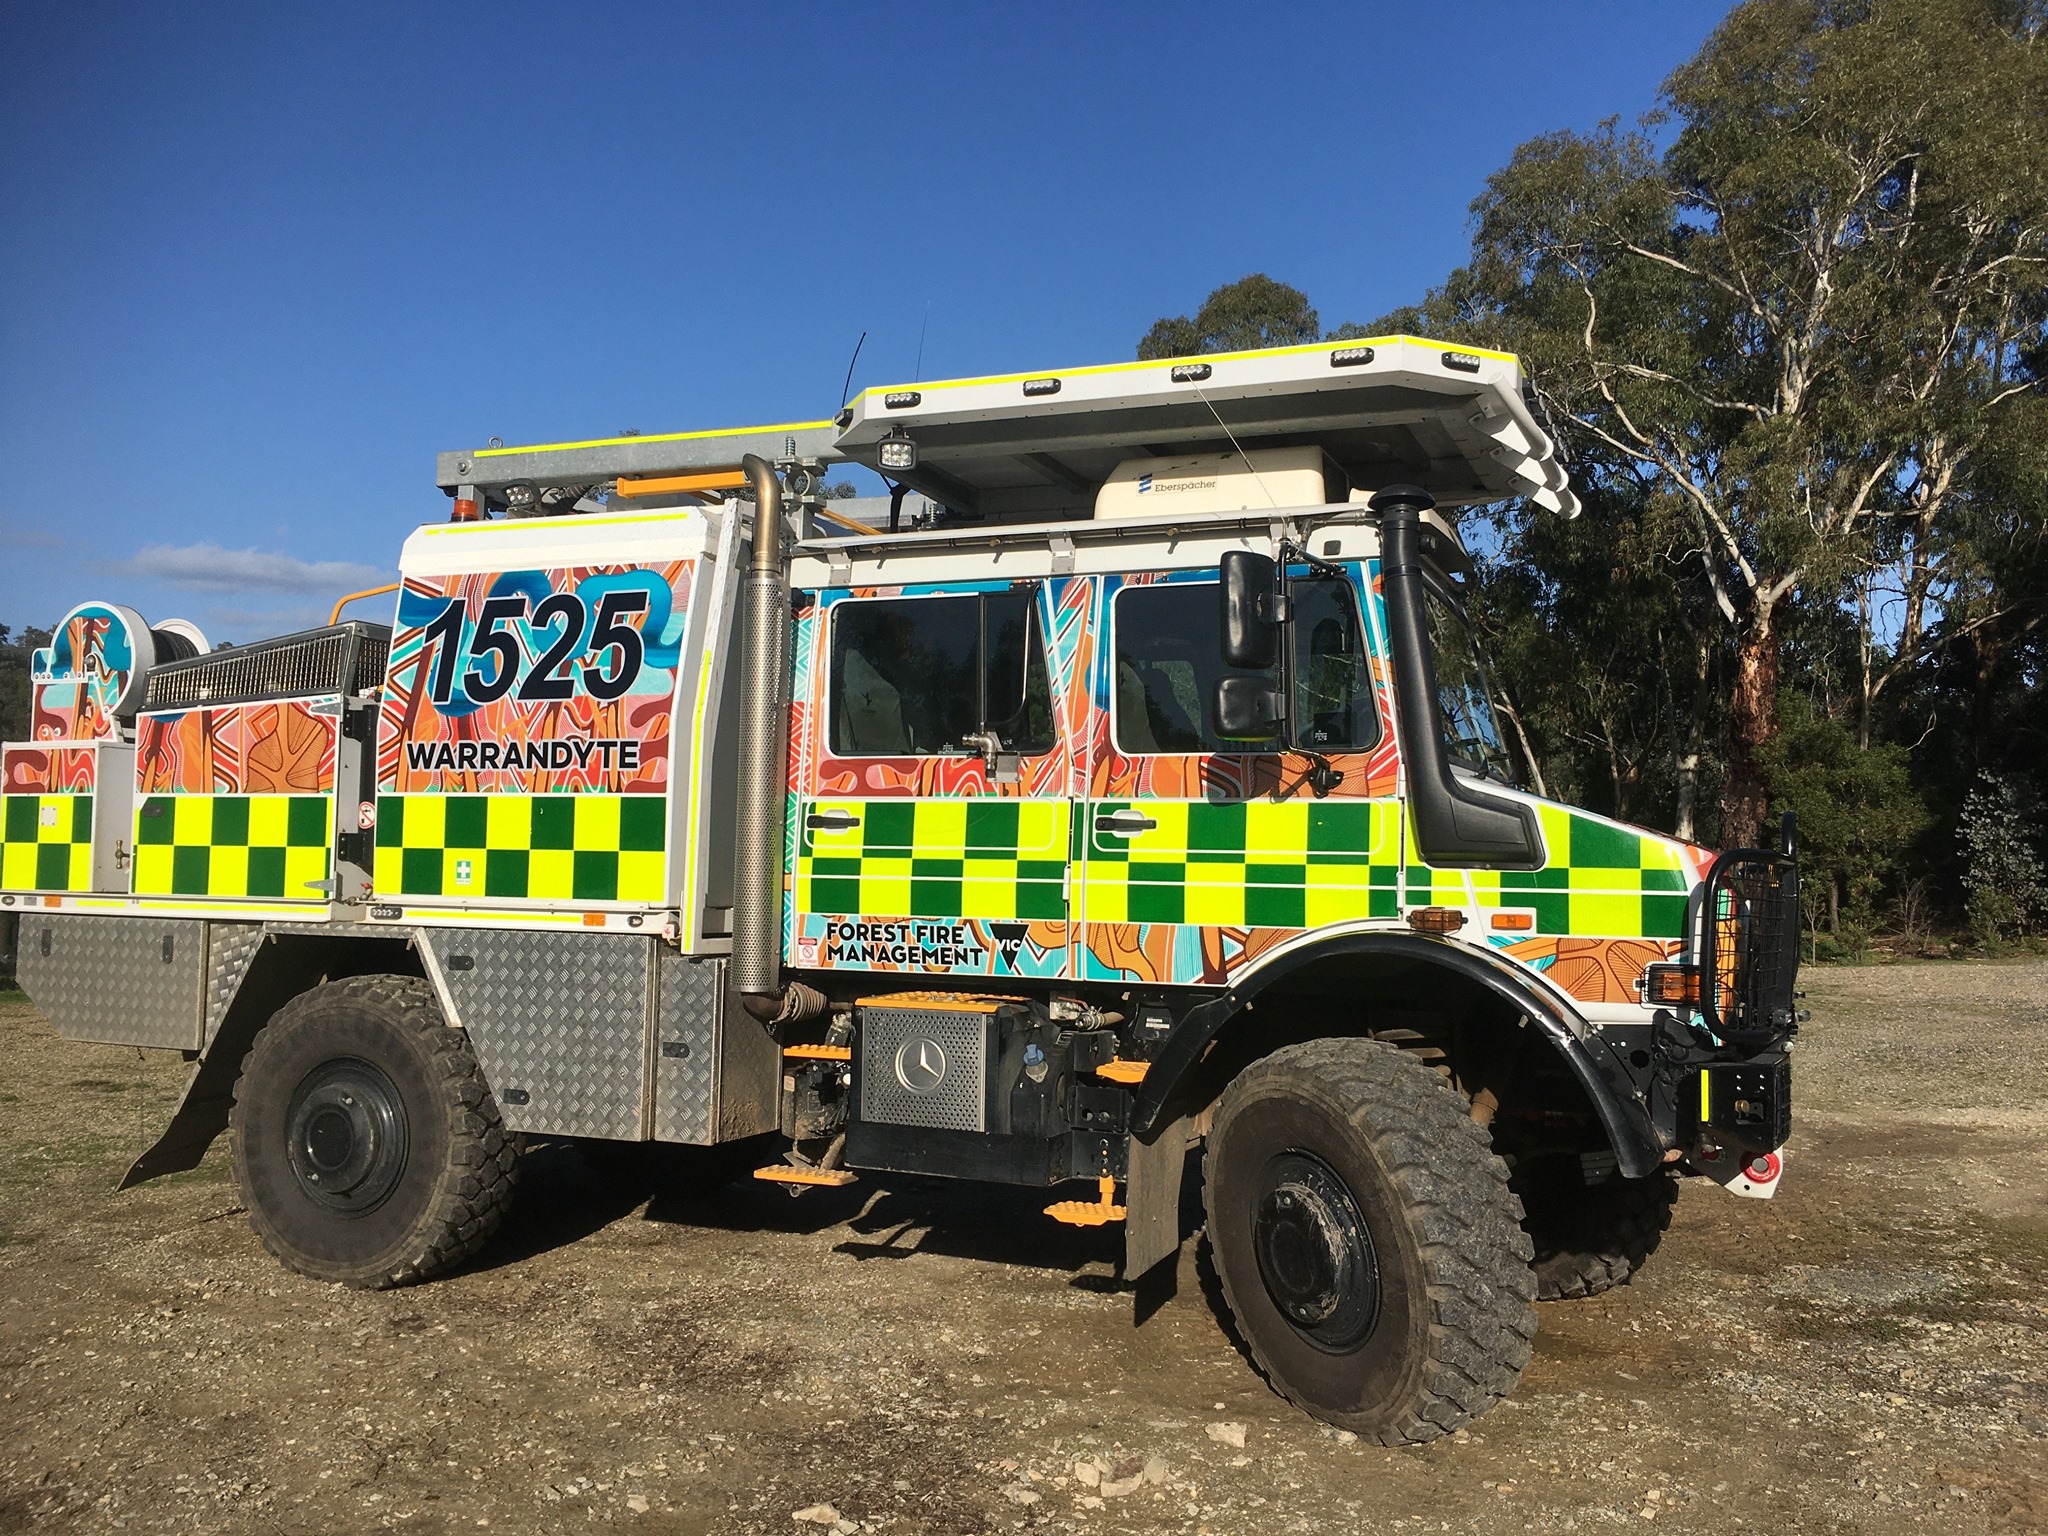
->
[122,542,390,594]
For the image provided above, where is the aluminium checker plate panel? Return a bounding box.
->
[422,928,651,1141]
[649,953,782,1145]
[652,951,720,1143]
[203,923,267,1047]
[16,913,206,1051]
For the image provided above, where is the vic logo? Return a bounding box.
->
[1137,474,1153,494]
[991,921,1029,971]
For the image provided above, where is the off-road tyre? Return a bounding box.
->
[230,975,519,1288]
[1515,1159,1679,1301]
[1204,1037,1537,1444]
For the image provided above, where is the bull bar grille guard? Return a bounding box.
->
[1696,846,1801,1047]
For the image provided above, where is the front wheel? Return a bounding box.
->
[230,975,519,1288]
[1204,1037,1537,1444]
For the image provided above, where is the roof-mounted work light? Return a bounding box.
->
[877,428,919,473]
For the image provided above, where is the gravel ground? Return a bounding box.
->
[1,959,2044,1535]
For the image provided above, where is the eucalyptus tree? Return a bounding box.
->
[1443,0,2048,846]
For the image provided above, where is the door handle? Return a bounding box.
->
[1097,809,1158,836]
[806,809,861,831]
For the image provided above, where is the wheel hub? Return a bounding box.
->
[1252,1151,1380,1353]
[284,1058,409,1215]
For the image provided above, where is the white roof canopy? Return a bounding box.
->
[834,336,1578,521]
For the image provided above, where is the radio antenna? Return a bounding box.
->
[838,330,867,411]
[1193,383,1279,509]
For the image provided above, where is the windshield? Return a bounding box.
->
[1422,586,1516,785]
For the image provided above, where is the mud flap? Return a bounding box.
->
[120,1057,235,1189]
[1124,1115,1191,1278]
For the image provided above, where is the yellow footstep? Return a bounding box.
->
[1045,1175,1126,1227]
[753,1165,857,1187]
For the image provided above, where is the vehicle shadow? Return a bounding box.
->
[464,1138,1216,1319]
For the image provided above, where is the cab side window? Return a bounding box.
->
[1291,578,1379,752]
[829,589,1054,757]
[1112,577,1378,755]
[1113,583,1263,755]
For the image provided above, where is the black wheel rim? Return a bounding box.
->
[1251,1149,1381,1354]
[284,1057,410,1216]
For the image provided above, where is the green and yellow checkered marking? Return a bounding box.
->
[132,794,331,899]
[797,798,1068,921]
[1085,799,1401,927]
[1,793,93,892]
[1406,804,1690,939]
[374,793,666,904]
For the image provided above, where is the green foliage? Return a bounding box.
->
[1760,692,1930,936]
[0,624,52,745]
[1959,770,2048,944]
[1137,274,1321,360]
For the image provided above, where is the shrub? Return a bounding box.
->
[1959,771,2048,947]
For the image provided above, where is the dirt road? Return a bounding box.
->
[2,960,2045,1535]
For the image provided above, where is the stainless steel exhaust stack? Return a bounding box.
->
[734,454,796,1014]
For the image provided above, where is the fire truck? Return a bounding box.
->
[0,336,1799,1442]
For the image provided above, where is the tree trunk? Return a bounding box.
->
[1673,631,1713,845]
[1722,609,1779,850]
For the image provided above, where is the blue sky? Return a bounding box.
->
[0,2,1724,641]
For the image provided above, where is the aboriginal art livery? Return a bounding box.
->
[784,559,1710,1014]
[372,556,692,906]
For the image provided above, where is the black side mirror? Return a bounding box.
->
[1220,550,1278,668]
[1212,674,1285,741]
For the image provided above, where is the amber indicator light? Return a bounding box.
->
[1406,906,1466,934]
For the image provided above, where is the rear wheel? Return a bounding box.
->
[230,975,518,1288]
[1204,1037,1537,1444]
[1515,1158,1679,1300]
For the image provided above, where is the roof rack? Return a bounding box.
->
[435,335,1577,522]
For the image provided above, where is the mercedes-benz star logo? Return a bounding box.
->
[894,1036,948,1095]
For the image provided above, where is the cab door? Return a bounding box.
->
[1078,566,1401,987]
[788,580,1073,980]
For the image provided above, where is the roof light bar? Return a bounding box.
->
[1169,363,1212,383]
[1441,351,1482,374]
[884,391,922,409]
[1022,377,1061,397]
[1329,346,1375,368]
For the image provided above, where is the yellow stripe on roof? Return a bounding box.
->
[473,418,838,459]
[466,337,1518,461]
[418,507,710,535]
[848,334,1520,406]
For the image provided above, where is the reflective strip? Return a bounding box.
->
[0,793,94,892]
[1407,804,1693,939]
[849,336,1517,405]
[795,799,1068,922]
[374,792,666,904]
[1085,799,1401,928]
[131,793,330,899]
[473,419,838,458]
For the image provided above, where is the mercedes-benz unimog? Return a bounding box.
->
[0,335,1800,1442]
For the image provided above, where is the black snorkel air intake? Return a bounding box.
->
[1370,484,1542,869]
